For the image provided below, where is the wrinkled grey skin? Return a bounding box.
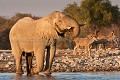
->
[9,11,83,75]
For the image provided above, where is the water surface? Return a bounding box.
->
[0,71,120,80]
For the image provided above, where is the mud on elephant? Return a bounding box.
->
[9,11,84,75]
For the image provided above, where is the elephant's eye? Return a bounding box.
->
[58,20,61,22]
[58,20,62,24]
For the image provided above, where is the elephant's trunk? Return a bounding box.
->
[72,21,85,37]
[72,22,80,37]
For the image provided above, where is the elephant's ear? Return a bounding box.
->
[49,11,65,24]
[35,25,59,39]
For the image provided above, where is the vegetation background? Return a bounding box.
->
[0,0,120,50]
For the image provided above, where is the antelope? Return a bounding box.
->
[95,29,118,50]
[74,34,97,56]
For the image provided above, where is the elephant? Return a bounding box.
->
[9,11,84,75]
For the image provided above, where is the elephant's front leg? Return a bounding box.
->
[31,49,45,74]
[44,41,56,75]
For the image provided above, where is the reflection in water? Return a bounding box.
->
[13,74,56,80]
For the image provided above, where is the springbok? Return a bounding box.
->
[95,30,118,50]
[74,34,97,56]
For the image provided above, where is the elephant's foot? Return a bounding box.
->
[30,67,39,75]
[15,74,22,78]
[27,73,32,76]
[16,69,23,75]
[26,68,33,76]
[43,70,52,76]
[27,71,32,76]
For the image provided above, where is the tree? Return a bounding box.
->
[63,2,81,23]
[63,0,120,30]
[0,16,5,25]
[11,13,39,21]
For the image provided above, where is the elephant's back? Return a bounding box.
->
[9,17,36,39]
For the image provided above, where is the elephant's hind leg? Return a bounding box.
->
[13,51,23,75]
[10,41,23,75]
